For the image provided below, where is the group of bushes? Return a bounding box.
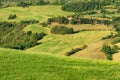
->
[0,21,46,50]
[51,26,74,35]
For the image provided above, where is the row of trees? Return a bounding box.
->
[0,21,46,50]
[47,16,112,26]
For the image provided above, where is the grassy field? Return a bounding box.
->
[0,48,120,80]
[27,31,111,54]
[24,24,49,34]
[0,5,73,22]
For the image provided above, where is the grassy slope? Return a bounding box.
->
[0,5,73,22]
[0,48,120,80]
[24,24,49,34]
[27,31,111,54]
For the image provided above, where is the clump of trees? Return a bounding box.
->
[8,14,17,20]
[0,21,46,50]
[47,16,69,24]
[101,44,119,60]
[51,26,74,35]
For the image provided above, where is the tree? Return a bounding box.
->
[101,44,112,60]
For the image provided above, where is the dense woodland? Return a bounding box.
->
[0,21,46,50]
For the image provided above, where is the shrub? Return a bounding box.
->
[27,31,32,35]
[81,44,88,49]
[8,14,17,20]
[51,26,74,35]
[101,44,112,60]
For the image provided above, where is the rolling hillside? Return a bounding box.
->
[0,5,73,22]
[0,48,120,80]
[0,0,120,80]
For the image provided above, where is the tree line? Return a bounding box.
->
[0,0,116,8]
[0,0,69,7]
[47,16,112,26]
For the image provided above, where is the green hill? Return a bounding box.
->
[0,48,120,80]
[0,5,73,22]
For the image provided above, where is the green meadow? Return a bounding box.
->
[0,5,73,22]
[0,48,120,80]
